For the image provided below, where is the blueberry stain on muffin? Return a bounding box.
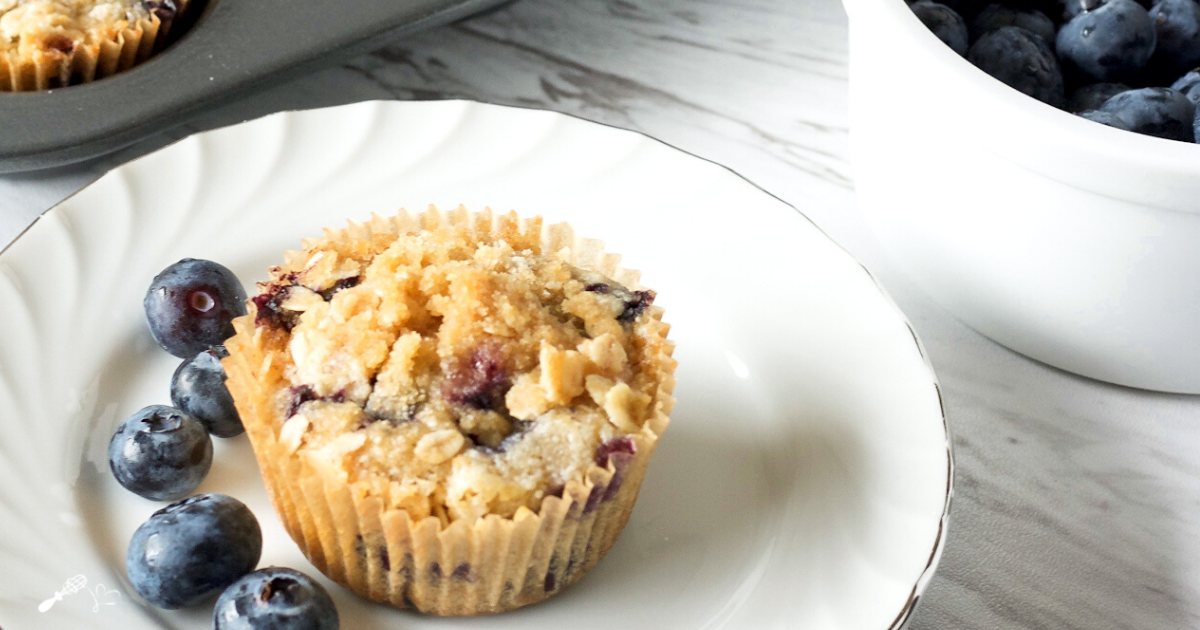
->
[141,0,177,20]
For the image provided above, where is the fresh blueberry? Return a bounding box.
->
[1057,0,1153,21]
[1146,0,1200,79]
[912,1,971,55]
[145,259,247,358]
[1056,0,1157,82]
[971,4,1057,43]
[126,494,262,609]
[1099,87,1197,140]
[1060,0,1107,21]
[1068,82,1132,111]
[108,405,212,501]
[1009,0,1064,14]
[1079,108,1136,128]
[918,0,986,20]
[214,568,339,630]
[969,26,1066,105]
[1171,67,1200,102]
[171,346,244,438]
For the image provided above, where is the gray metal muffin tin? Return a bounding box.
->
[0,0,506,173]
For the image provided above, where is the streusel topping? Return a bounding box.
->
[252,218,671,523]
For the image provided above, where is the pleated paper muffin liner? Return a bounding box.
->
[0,0,191,91]
[223,206,676,615]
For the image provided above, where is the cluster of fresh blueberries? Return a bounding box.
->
[908,0,1200,142]
[109,258,339,630]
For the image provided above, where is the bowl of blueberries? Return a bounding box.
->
[843,0,1200,392]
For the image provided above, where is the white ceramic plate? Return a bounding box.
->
[0,101,950,630]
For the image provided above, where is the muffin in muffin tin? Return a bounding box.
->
[0,0,190,90]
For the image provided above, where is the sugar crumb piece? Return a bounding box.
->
[415,429,465,464]
[279,415,311,455]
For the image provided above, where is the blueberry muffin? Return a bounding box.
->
[0,0,190,91]
[222,207,676,615]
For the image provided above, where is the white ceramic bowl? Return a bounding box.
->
[843,0,1200,393]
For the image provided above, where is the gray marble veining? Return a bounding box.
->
[4,0,1200,627]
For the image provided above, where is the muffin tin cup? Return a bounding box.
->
[0,0,509,172]
[0,0,191,91]
[223,206,677,615]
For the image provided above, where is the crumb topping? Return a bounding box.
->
[255,220,670,523]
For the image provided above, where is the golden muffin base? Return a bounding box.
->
[0,0,190,91]
[223,207,676,615]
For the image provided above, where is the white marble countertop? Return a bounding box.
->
[6,0,1200,627]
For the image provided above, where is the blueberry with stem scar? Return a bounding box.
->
[214,567,338,630]
[145,259,247,358]
[108,405,212,501]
